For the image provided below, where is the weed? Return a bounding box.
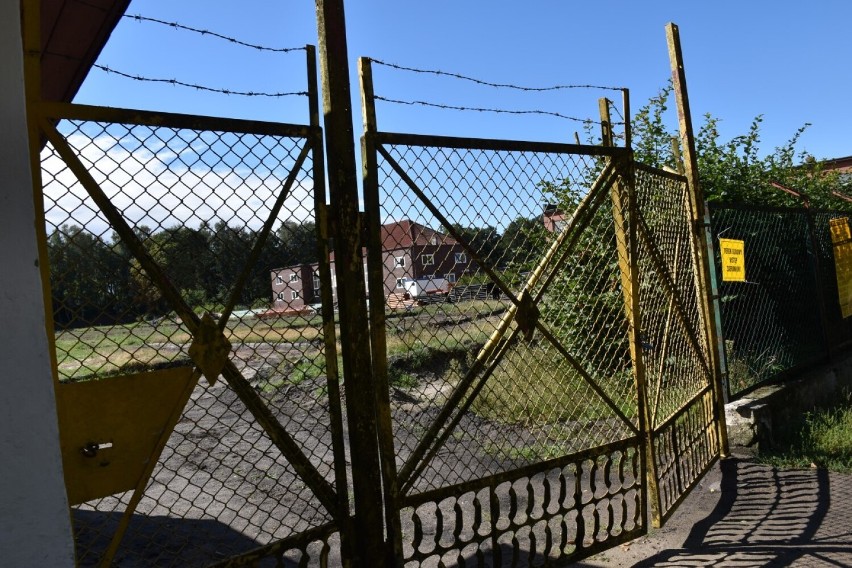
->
[290,358,323,385]
[389,370,418,389]
[759,390,852,472]
[725,343,789,394]
[469,340,636,426]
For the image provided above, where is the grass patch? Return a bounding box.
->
[55,317,328,381]
[726,345,789,395]
[759,391,852,472]
[469,340,636,426]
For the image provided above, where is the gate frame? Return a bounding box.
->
[24,2,355,557]
[359,56,650,565]
[666,22,730,462]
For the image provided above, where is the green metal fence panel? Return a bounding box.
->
[709,203,832,399]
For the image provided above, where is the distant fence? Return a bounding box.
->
[709,203,852,399]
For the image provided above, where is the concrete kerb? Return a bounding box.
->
[724,350,852,449]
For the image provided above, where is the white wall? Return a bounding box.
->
[0,1,76,564]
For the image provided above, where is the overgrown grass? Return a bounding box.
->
[726,346,789,395]
[469,340,637,426]
[759,391,852,472]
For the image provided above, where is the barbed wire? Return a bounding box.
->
[608,101,626,123]
[123,14,306,53]
[94,64,308,97]
[370,59,625,93]
[374,95,623,125]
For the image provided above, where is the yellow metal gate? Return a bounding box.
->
[34,48,354,567]
[28,29,726,567]
[359,59,727,565]
[632,164,724,524]
[360,59,647,565]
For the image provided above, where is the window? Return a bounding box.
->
[289,273,299,282]
[446,273,456,283]
[421,253,434,266]
[275,276,283,285]
[291,290,300,300]
[454,252,467,264]
[396,278,405,289]
[395,256,405,268]
[313,271,321,290]
[277,292,284,300]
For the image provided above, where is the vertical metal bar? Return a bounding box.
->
[306,45,322,130]
[666,22,729,457]
[23,0,62,390]
[802,207,833,360]
[22,0,75,559]
[670,136,683,174]
[315,3,387,566]
[599,98,659,528]
[703,205,730,403]
[621,89,631,150]
[359,56,404,564]
[599,99,632,320]
[307,43,353,566]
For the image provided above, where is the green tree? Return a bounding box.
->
[48,225,138,327]
[450,223,504,266]
[631,84,852,208]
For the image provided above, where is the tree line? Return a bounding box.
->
[50,85,849,330]
[48,220,318,328]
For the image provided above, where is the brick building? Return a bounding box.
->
[270,220,473,311]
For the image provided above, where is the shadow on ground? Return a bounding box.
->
[73,509,281,567]
[579,455,852,567]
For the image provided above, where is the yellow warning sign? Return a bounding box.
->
[830,217,852,318]
[720,238,746,282]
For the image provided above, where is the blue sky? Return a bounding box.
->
[76,1,852,162]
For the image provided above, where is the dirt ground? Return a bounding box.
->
[70,329,852,567]
[578,450,852,567]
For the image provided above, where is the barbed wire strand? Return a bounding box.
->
[374,95,623,126]
[95,64,307,97]
[123,14,306,53]
[609,101,626,123]
[371,59,625,93]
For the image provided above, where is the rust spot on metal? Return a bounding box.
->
[188,312,232,386]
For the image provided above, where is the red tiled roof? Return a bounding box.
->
[380,219,456,250]
[822,156,852,173]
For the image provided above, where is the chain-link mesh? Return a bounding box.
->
[634,165,710,426]
[634,164,718,522]
[709,205,827,398]
[370,140,644,563]
[374,144,638,489]
[42,116,344,566]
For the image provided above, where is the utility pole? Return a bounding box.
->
[315,1,387,565]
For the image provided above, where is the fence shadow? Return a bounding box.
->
[73,509,278,567]
[625,457,852,566]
